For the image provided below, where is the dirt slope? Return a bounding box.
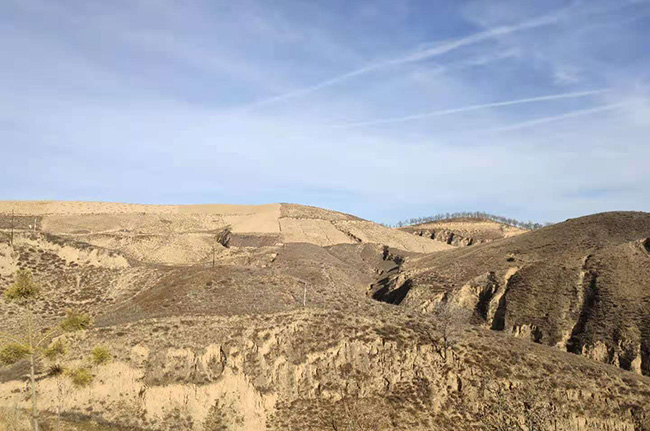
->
[385,211,650,376]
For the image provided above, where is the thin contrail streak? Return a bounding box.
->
[240,11,566,110]
[487,102,627,133]
[333,89,610,128]
[238,1,642,111]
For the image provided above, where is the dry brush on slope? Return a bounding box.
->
[392,211,650,376]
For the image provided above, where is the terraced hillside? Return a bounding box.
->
[0,201,451,265]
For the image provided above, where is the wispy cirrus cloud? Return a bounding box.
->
[239,8,570,110]
[332,89,609,128]
[239,0,641,111]
[485,102,629,133]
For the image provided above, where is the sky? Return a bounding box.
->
[1,0,649,224]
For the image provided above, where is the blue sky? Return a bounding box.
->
[1,0,649,224]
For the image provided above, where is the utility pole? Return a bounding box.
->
[212,245,216,268]
[10,209,14,246]
[303,285,307,307]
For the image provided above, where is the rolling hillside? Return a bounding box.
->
[0,202,649,431]
[384,212,650,376]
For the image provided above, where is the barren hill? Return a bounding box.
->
[0,203,649,431]
[384,211,650,376]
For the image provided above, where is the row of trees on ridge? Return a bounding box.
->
[391,211,552,230]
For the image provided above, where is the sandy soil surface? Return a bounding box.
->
[0,202,452,262]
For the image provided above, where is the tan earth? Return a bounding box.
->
[0,201,450,265]
[0,202,649,431]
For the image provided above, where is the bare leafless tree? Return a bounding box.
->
[315,393,389,431]
[431,300,470,360]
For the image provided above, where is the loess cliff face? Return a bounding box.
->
[2,312,649,431]
[0,203,649,431]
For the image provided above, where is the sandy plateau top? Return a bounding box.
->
[0,201,281,229]
[0,200,283,215]
[0,201,451,259]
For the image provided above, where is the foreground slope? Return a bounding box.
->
[0,203,649,430]
[389,211,650,376]
[4,309,650,431]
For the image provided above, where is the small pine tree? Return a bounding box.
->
[45,338,111,431]
[90,346,111,366]
[68,368,94,388]
[3,269,39,302]
[59,310,93,332]
[0,270,95,431]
